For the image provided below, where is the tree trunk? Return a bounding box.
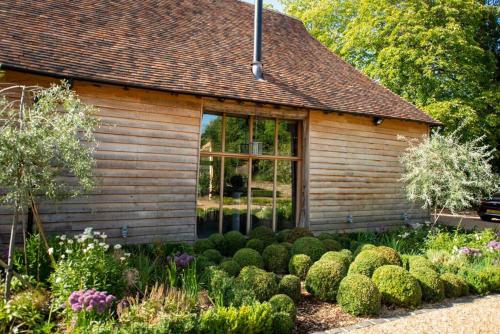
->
[4,205,19,300]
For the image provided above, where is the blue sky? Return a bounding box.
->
[242,0,284,12]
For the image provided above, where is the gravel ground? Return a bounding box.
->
[349,295,500,334]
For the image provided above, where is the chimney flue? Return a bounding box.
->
[252,0,264,80]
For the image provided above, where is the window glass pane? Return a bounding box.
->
[253,118,275,156]
[276,160,296,231]
[278,120,299,156]
[222,158,249,234]
[197,156,221,238]
[225,115,250,154]
[200,113,222,153]
[250,159,274,230]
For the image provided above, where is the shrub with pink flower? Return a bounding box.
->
[486,240,500,251]
[68,289,116,314]
[455,247,482,257]
[167,252,195,269]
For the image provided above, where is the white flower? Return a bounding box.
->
[104,245,110,251]
[55,277,62,283]
[59,241,64,246]
[65,249,73,254]
[87,243,95,249]
[120,257,126,261]
[67,239,74,244]
[48,247,54,256]
[100,234,107,239]
[124,253,131,257]
[99,242,106,247]
[114,244,122,250]
[61,254,65,259]
[93,231,101,236]
[60,235,67,241]
[84,227,93,235]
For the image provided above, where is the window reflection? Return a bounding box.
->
[200,113,222,153]
[225,115,250,154]
[276,160,296,231]
[250,159,274,230]
[222,158,249,234]
[197,156,221,238]
[253,117,275,155]
[278,120,299,156]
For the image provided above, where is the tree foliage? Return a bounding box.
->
[282,0,499,167]
[399,129,498,217]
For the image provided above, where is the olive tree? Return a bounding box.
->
[399,128,498,225]
[0,81,97,299]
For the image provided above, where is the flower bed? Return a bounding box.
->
[0,224,498,333]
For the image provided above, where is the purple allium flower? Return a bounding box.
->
[486,240,500,251]
[68,289,115,314]
[456,247,482,257]
[167,252,195,269]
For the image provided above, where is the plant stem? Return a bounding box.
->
[5,205,19,300]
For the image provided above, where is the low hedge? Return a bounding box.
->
[237,266,279,302]
[440,273,468,298]
[269,294,297,320]
[374,246,402,266]
[250,226,277,246]
[194,239,215,254]
[318,233,335,241]
[284,227,313,243]
[291,237,326,261]
[246,239,265,253]
[278,275,301,302]
[224,231,247,256]
[263,244,290,274]
[233,248,264,269]
[337,274,381,316]
[288,254,313,280]
[459,266,500,295]
[208,233,226,253]
[219,259,241,277]
[372,265,422,308]
[348,250,388,277]
[305,259,346,302]
[410,267,445,302]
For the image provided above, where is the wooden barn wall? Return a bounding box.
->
[307,111,430,233]
[0,70,202,244]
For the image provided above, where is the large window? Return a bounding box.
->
[197,112,302,238]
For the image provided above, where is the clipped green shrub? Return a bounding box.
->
[337,274,381,316]
[410,267,445,302]
[202,249,223,264]
[460,266,500,295]
[281,242,292,253]
[219,259,241,277]
[246,238,265,253]
[339,249,354,263]
[289,254,313,280]
[263,244,290,274]
[372,265,422,308]
[322,239,343,252]
[208,233,226,253]
[318,232,335,240]
[408,255,435,271]
[305,259,346,301]
[269,294,296,319]
[277,229,291,243]
[321,251,351,268]
[250,226,277,246]
[279,275,301,302]
[237,266,278,302]
[194,239,215,254]
[196,255,216,277]
[354,243,376,256]
[348,250,388,277]
[284,227,313,243]
[291,237,326,261]
[441,273,468,298]
[233,248,264,269]
[272,312,295,334]
[224,231,247,256]
[374,246,402,266]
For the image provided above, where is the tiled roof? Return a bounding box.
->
[0,0,437,124]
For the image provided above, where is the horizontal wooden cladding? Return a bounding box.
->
[0,70,203,244]
[308,111,429,232]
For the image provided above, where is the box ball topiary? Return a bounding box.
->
[348,250,389,277]
[372,265,422,308]
[459,266,500,295]
[196,255,216,277]
[202,249,223,264]
[233,248,264,269]
[440,273,468,298]
[194,239,215,254]
[321,251,351,269]
[318,232,335,240]
[219,259,241,277]
[284,227,314,243]
[337,274,381,316]
[374,246,402,266]
[305,259,346,302]
[322,239,343,252]
[279,274,301,302]
[237,266,278,301]
[269,294,297,319]
[410,267,445,302]
[289,254,313,280]
[208,233,226,253]
[277,229,292,242]
[408,255,435,271]
[353,243,376,256]
[339,249,354,263]
[272,311,295,334]
[250,226,277,246]
[291,237,326,262]
[246,238,265,253]
[281,242,292,254]
[224,231,247,256]
[263,244,290,274]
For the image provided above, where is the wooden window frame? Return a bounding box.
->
[199,112,303,234]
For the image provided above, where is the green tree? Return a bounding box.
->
[282,0,499,167]
[0,82,97,299]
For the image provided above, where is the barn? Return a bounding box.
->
[0,0,437,244]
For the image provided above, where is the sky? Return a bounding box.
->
[242,0,284,12]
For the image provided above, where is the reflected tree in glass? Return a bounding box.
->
[278,120,299,156]
[276,160,296,230]
[223,158,249,234]
[253,117,275,155]
[225,115,249,154]
[251,159,274,230]
[200,113,222,153]
[197,156,221,238]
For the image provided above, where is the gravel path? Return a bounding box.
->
[348,294,500,334]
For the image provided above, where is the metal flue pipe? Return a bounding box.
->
[252,0,264,80]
